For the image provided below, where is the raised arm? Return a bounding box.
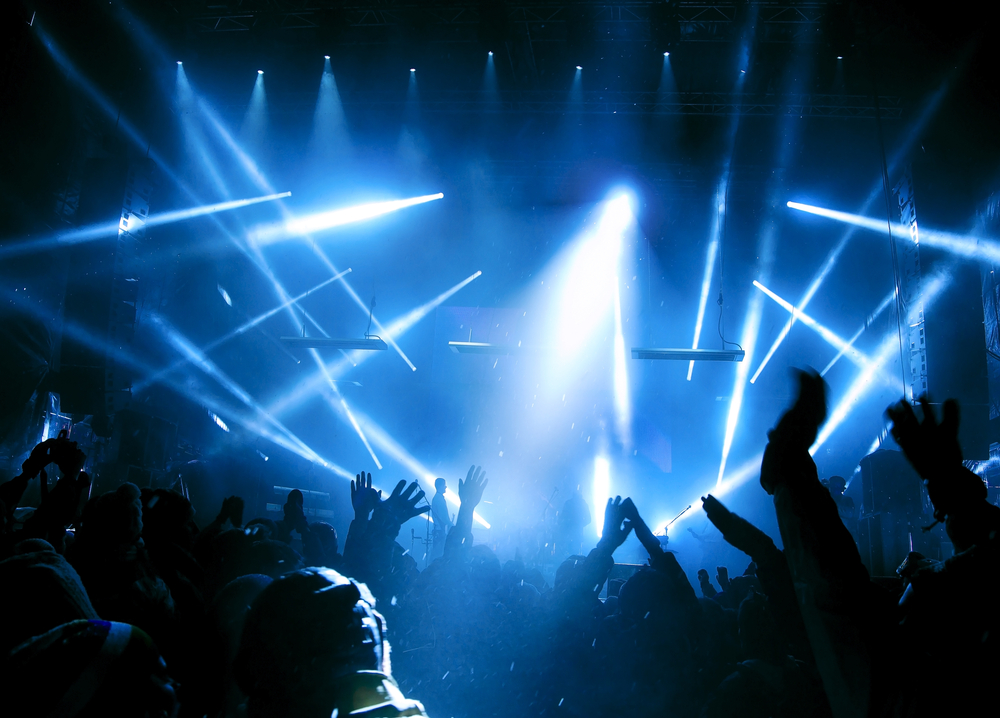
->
[444,465,487,558]
[701,493,811,661]
[620,497,699,619]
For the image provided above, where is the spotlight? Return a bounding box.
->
[837,56,843,60]
[410,68,416,72]
[176,60,183,65]
[740,69,746,74]
[324,55,330,59]
[209,411,230,433]
[663,52,669,57]
[257,69,264,75]
[576,65,583,70]
[488,51,493,56]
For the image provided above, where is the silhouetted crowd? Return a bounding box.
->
[1,370,997,718]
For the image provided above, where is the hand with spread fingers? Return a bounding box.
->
[885,396,962,482]
[458,465,488,511]
[376,479,429,528]
[351,470,382,520]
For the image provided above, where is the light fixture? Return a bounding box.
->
[663,52,669,57]
[576,65,583,70]
[257,69,264,74]
[410,68,415,72]
[177,60,183,65]
[449,341,519,355]
[837,56,843,60]
[281,337,388,351]
[631,348,745,362]
[488,51,493,56]
[740,69,746,74]
[324,55,330,59]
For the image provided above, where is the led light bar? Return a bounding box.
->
[282,337,388,350]
[448,341,519,355]
[631,347,745,362]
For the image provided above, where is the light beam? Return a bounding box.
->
[787,201,1000,265]
[749,78,953,384]
[752,280,873,370]
[0,192,291,261]
[688,187,724,380]
[811,268,953,453]
[821,289,896,376]
[133,269,350,393]
[249,193,444,245]
[268,271,482,418]
[613,275,631,447]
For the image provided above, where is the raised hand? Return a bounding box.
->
[21,439,56,478]
[886,397,985,523]
[49,433,86,480]
[351,470,382,520]
[716,566,731,592]
[597,496,633,553]
[769,369,827,450]
[620,497,661,557]
[701,494,773,557]
[458,465,488,510]
[885,396,962,481]
[377,479,429,526]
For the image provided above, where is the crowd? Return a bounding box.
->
[0,369,997,718]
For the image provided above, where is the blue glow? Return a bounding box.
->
[752,280,874,371]
[269,271,482,418]
[210,411,230,433]
[593,457,611,537]
[811,269,953,453]
[749,77,953,384]
[821,289,896,376]
[555,194,631,364]
[613,275,631,447]
[687,186,724,380]
[0,191,290,260]
[787,201,1000,264]
[249,193,445,245]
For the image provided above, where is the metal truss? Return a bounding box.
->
[185,1,830,43]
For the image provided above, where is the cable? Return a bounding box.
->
[365,295,379,340]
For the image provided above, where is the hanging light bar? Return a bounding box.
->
[631,347,745,361]
[282,337,388,350]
